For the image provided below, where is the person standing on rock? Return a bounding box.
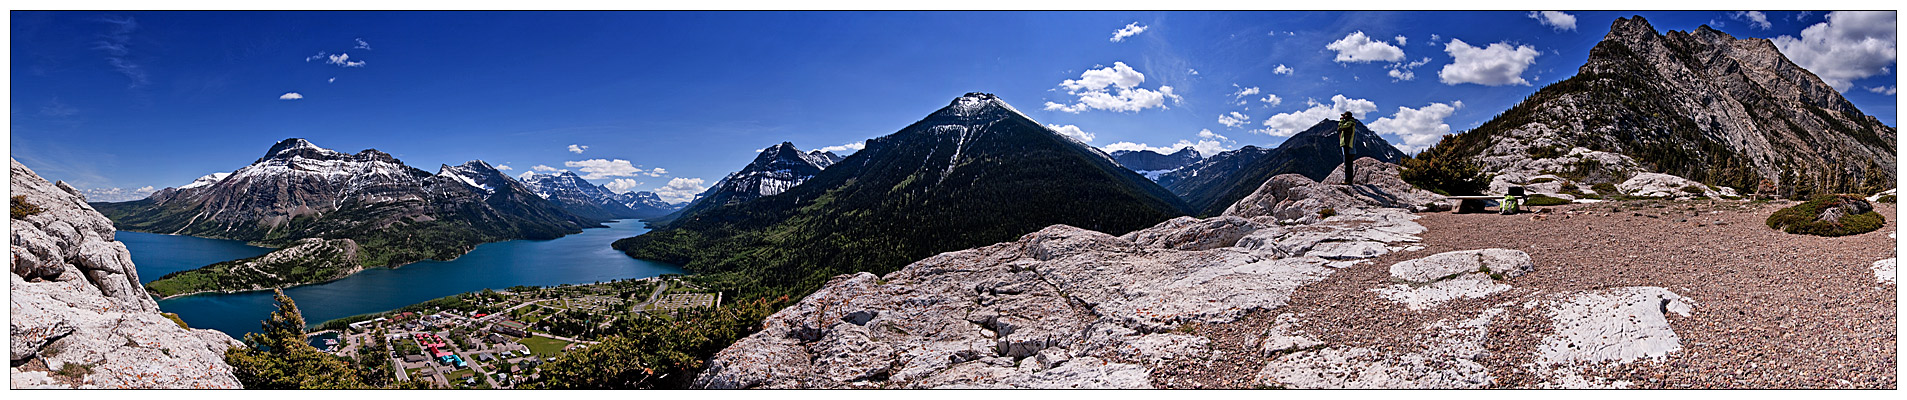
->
[1338,111,1358,185]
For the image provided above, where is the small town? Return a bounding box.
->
[308,276,721,388]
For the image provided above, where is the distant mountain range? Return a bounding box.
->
[617,93,1189,296]
[1110,148,1202,179]
[655,142,841,226]
[1161,119,1406,216]
[1440,15,1895,197]
[95,138,593,269]
[520,170,680,221]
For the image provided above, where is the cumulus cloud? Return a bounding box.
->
[813,141,867,154]
[1438,39,1540,86]
[1326,31,1405,63]
[1045,124,1096,142]
[1230,85,1261,99]
[1259,94,1283,107]
[1395,35,1408,45]
[494,164,513,171]
[1273,64,1294,75]
[1257,95,1378,136]
[604,178,644,193]
[1111,22,1149,42]
[306,51,367,67]
[1527,11,1578,31]
[279,92,303,100]
[1387,57,1432,82]
[1868,85,1898,95]
[1044,62,1181,113]
[1771,11,1897,91]
[563,159,654,179]
[1731,11,1773,30]
[1218,111,1251,128]
[531,165,561,173]
[1103,130,1233,157]
[568,144,588,154]
[1368,101,1463,154]
[653,177,708,204]
[327,77,336,83]
[354,38,373,50]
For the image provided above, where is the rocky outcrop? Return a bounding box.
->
[1163,120,1410,216]
[1873,258,1895,285]
[692,206,1429,388]
[1222,157,1449,224]
[1617,172,1740,199]
[10,158,242,389]
[1372,249,1534,310]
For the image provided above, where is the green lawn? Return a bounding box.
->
[517,336,571,358]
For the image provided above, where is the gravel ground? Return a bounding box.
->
[1157,199,1897,389]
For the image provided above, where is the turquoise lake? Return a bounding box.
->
[122,219,685,339]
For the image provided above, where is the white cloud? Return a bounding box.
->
[1197,129,1229,142]
[1103,130,1233,157]
[1326,31,1405,63]
[604,178,644,193]
[1429,33,1441,42]
[1395,35,1408,45]
[1259,94,1283,107]
[813,141,866,153]
[563,159,651,179]
[1388,69,1415,81]
[327,77,336,83]
[279,92,303,100]
[1230,85,1261,99]
[1044,62,1180,113]
[1110,22,1148,42]
[1794,11,1814,21]
[647,167,667,177]
[1272,64,1294,75]
[1258,95,1378,136]
[494,164,513,171]
[1188,68,1199,75]
[1387,57,1432,82]
[1368,101,1463,154]
[1218,111,1251,128]
[653,177,708,204]
[1438,39,1541,86]
[1527,11,1578,31]
[354,38,372,50]
[78,185,158,202]
[1771,11,1898,91]
[568,144,589,154]
[1731,11,1772,30]
[1045,124,1096,142]
[1868,85,1898,95]
[531,165,561,172]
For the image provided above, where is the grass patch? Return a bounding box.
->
[55,362,93,379]
[1766,194,1885,237]
[1529,177,1556,184]
[1318,208,1337,219]
[162,312,190,329]
[1591,183,1621,197]
[516,336,571,359]
[1681,185,1707,194]
[12,195,45,219]
[1879,195,1897,204]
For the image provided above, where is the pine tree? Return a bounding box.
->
[224,289,375,389]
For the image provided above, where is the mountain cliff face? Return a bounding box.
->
[1442,16,1896,198]
[1164,120,1407,216]
[520,171,670,221]
[617,93,1190,296]
[662,142,841,225]
[11,158,242,388]
[93,138,592,268]
[1111,148,1202,175]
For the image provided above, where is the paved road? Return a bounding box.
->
[629,280,670,313]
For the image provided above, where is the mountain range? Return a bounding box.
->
[1160,119,1407,216]
[1110,148,1202,179]
[519,170,680,221]
[616,93,1190,297]
[95,138,593,270]
[1440,16,1895,197]
[656,142,842,226]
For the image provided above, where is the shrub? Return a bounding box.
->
[1591,183,1620,197]
[1681,185,1706,194]
[1529,177,1556,184]
[1401,135,1491,196]
[1880,195,1897,204]
[163,312,190,329]
[1765,195,1886,237]
[1318,208,1337,219]
[1525,145,1564,159]
[12,195,45,219]
[1524,194,1571,206]
[55,362,93,379]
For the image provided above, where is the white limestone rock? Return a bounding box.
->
[1873,258,1896,285]
[9,158,242,389]
[1387,249,1534,284]
[1223,158,1449,223]
[1616,172,1738,199]
[1535,287,1693,365]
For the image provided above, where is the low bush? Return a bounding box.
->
[12,195,45,219]
[1591,183,1621,197]
[1529,177,1556,184]
[1681,185,1706,194]
[1400,136,1490,196]
[1879,195,1897,204]
[1766,194,1885,237]
[1318,208,1337,219]
[1524,194,1571,206]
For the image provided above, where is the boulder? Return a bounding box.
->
[1535,287,1693,365]
[10,158,242,389]
[1874,258,1896,285]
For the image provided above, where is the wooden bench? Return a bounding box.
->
[1446,195,1524,214]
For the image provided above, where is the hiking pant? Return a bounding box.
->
[1341,146,1355,185]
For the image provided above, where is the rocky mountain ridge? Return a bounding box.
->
[520,170,676,221]
[1110,148,1202,176]
[1442,15,1895,198]
[11,158,243,388]
[661,142,841,225]
[1164,119,1407,216]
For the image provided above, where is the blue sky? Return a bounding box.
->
[10,11,1898,203]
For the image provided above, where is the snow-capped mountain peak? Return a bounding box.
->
[178,172,231,190]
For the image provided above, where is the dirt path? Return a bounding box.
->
[1161,200,1896,389]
